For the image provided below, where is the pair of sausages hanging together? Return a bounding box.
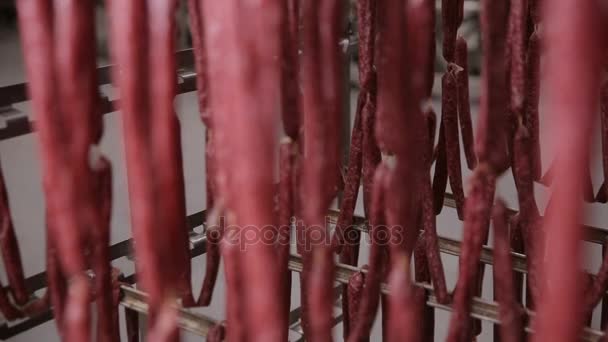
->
[509,0,542,301]
[533,0,605,341]
[434,0,473,219]
[106,0,186,338]
[348,164,390,342]
[447,0,510,339]
[443,65,465,220]
[507,0,543,315]
[492,201,524,342]
[375,0,425,259]
[58,1,117,335]
[203,1,285,340]
[186,0,222,308]
[18,2,90,336]
[331,0,378,336]
[374,0,429,339]
[331,0,376,254]
[17,1,120,340]
[409,0,449,306]
[300,0,343,339]
[147,0,194,307]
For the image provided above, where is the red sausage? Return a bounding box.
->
[346,270,366,341]
[443,64,465,220]
[17,1,97,340]
[523,30,542,181]
[188,2,224,307]
[207,323,226,342]
[63,277,91,342]
[421,176,449,304]
[0,165,29,306]
[204,0,286,340]
[534,0,605,340]
[221,228,246,342]
[432,125,449,215]
[46,233,67,331]
[186,0,210,125]
[414,234,434,342]
[509,0,527,114]
[476,0,510,172]
[0,279,22,321]
[377,0,425,257]
[446,168,495,342]
[511,123,542,304]
[198,206,223,308]
[422,110,448,304]
[598,81,608,202]
[299,0,343,339]
[146,302,178,342]
[442,0,459,62]
[148,0,194,307]
[278,140,295,337]
[347,164,390,342]
[359,0,381,217]
[110,269,122,342]
[512,124,539,216]
[492,201,524,342]
[198,133,221,307]
[280,0,302,141]
[309,247,335,342]
[106,0,167,327]
[455,37,477,170]
[332,110,363,337]
[91,156,116,342]
[187,0,223,308]
[335,0,375,322]
[125,308,140,342]
[331,108,363,254]
[386,255,424,342]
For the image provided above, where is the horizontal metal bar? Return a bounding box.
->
[0,50,195,108]
[442,192,608,245]
[287,254,605,341]
[120,285,219,337]
[0,51,197,141]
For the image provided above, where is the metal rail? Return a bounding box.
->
[115,253,604,341]
[1,198,607,339]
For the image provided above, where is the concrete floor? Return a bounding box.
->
[2,18,608,341]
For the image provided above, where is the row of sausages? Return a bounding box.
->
[6,0,608,341]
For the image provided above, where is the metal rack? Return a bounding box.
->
[0,194,606,340]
